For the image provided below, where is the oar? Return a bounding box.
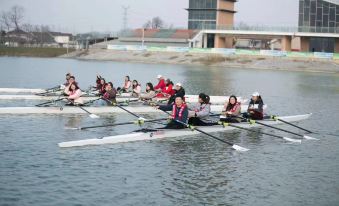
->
[271,115,313,133]
[238,116,318,140]
[218,121,301,143]
[159,110,249,152]
[36,85,62,96]
[66,99,100,119]
[35,97,67,107]
[66,118,169,130]
[82,97,102,106]
[271,115,339,137]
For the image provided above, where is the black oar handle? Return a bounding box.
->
[35,97,66,107]
[161,110,234,146]
[272,116,313,134]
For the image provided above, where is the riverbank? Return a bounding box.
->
[0,47,75,57]
[61,48,339,74]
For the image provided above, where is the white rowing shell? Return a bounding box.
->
[58,113,312,148]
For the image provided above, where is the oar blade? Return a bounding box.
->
[232,145,249,152]
[89,114,100,119]
[283,137,302,143]
[64,127,80,130]
[303,135,319,140]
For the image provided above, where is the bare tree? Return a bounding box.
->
[9,5,24,30]
[143,20,152,29]
[1,11,12,31]
[21,23,33,32]
[151,17,164,29]
[143,17,164,29]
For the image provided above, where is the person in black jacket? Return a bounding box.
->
[167,83,185,105]
[243,92,264,120]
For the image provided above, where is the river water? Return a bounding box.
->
[0,57,338,206]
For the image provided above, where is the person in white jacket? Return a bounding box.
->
[67,82,84,105]
[187,93,215,126]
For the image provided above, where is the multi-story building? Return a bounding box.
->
[187,0,236,47]
[299,0,339,52]
[187,0,236,30]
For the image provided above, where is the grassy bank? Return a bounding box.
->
[0,47,75,57]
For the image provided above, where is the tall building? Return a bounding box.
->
[299,0,339,52]
[187,0,236,30]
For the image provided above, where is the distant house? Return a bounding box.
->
[5,29,35,47]
[4,29,73,48]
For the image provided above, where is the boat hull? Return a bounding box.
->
[58,113,312,148]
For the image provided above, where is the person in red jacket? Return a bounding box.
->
[154,75,166,92]
[156,79,174,98]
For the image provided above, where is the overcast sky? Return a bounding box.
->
[0,0,299,33]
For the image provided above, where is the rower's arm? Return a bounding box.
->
[158,104,172,111]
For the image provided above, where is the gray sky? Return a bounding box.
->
[0,0,299,33]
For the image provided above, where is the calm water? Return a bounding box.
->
[0,57,339,206]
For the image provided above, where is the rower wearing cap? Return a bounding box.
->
[243,92,264,120]
[157,96,188,129]
[154,75,166,92]
[168,82,185,105]
[220,95,242,123]
[67,82,84,105]
[187,93,215,126]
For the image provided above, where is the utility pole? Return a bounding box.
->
[122,6,130,31]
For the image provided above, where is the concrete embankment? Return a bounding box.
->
[60,48,339,74]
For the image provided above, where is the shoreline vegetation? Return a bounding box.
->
[1,47,338,73]
[0,47,75,57]
[62,48,339,74]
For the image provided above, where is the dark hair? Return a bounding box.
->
[199,93,210,104]
[165,79,173,86]
[70,76,75,80]
[226,95,238,111]
[146,82,154,92]
[125,76,130,81]
[132,80,139,89]
[69,82,80,92]
[107,82,113,88]
[66,73,71,76]
[100,78,106,83]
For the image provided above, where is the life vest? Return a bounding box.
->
[172,104,186,120]
[227,102,241,113]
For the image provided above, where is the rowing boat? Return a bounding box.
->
[58,113,312,148]
[0,105,234,114]
[0,88,47,93]
[0,94,247,105]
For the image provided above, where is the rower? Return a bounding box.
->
[157,96,188,129]
[140,82,156,100]
[154,75,166,92]
[118,75,132,93]
[101,82,117,105]
[97,78,106,96]
[243,92,264,120]
[187,93,215,126]
[64,76,76,95]
[156,78,174,98]
[64,73,72,86]
[132,80,141,97]
[167,82,185,105]
[95,74,102,90]
[220,95,242,123]
[66,82,84,105]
